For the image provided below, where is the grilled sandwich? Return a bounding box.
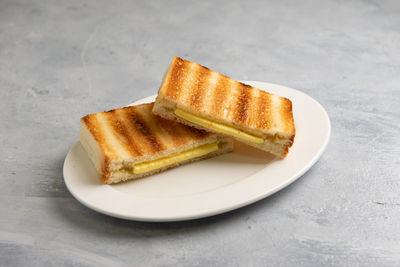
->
[80,103,233,184]
[152,57,295,158]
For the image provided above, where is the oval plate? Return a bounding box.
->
[63,81,331,221]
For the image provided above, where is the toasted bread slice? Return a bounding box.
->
[80,103,233,184]
[152,57,295,158]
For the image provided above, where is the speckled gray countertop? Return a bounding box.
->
[1,0,399,266]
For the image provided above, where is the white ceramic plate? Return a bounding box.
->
[63,81,330,222]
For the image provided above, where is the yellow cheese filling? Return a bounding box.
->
[133,142,219,174]
[174,108,264,144]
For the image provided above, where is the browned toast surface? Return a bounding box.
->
[80,103,214,160]
[156,57,295,138]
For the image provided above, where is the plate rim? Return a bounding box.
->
[63,81,331,222]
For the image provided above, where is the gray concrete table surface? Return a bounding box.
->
[1,0,399,266]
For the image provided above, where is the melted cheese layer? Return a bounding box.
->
[174,108,264,144]
[133,142,219,174]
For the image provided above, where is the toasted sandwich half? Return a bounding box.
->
[152,57,295,158]
[80,103,233,184]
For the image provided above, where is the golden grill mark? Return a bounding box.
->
[211,76,229,116]
[256,91,274,130]
[234,83,251,124]
[103,109,140,157]
[138,104,177,150]
[165,57,186,100]
[116,108,143,156]
[189,64,210,110]
[126,109,163,153]
[82,115,116,158]
[199,71,219,113]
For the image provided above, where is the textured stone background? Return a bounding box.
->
[1,0,400,266]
